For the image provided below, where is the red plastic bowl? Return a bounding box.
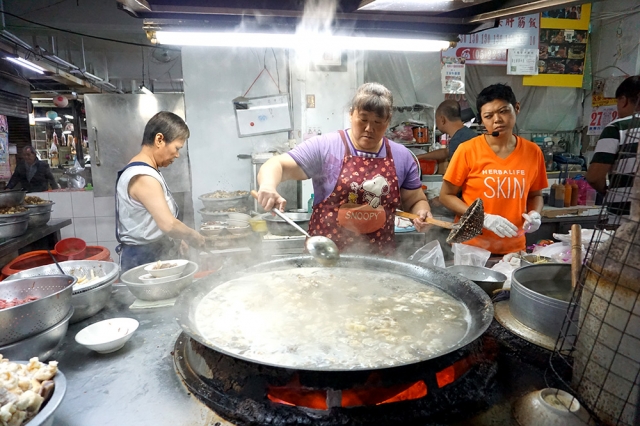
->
[55,238,87,260]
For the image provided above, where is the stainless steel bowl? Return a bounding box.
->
[0,210,30,223]
[0,190,26,208]
[70,279,114,324]
[19,363,67,426]
[24,201,55,214]
[263,212,311,236]
[120,261,199,301]
[0,307,74,361]
[199,193,249,211]
[0,218,29,239]
[28,211,52,228]
[446,265,507,295]
[5,260,120,294]
[0,275,76,345]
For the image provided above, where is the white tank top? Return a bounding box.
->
[116,164,178,245]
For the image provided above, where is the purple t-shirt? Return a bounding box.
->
[288,130,422,205]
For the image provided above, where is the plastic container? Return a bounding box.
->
[419,159,437,175]
[585,187,597,206]
[55,238,87,260]
[549,184,557,207]
[1,246,112,278]
[570,180,579,206]
[563,181,572,207]
[554,183,565,208]
[308,194,314,213]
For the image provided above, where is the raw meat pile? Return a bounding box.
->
[0,297,38,310]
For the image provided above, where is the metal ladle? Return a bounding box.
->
[250,191,340,266]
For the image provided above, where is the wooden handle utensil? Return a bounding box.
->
[395,211,454,229]
[571,224,582,291]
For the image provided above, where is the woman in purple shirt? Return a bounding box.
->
[257,83,432,255]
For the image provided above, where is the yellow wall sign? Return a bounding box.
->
[523,3,591,88]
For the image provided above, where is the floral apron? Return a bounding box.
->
[307,130,401,255]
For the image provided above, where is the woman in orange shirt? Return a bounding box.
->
[440,84,548,255]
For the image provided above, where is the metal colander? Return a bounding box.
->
[5,260,119,294]
[0,275,75,345]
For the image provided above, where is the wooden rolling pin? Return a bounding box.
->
[571,223,582,290]
[395,211,454,230]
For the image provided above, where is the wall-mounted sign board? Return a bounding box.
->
[234,94,292,138]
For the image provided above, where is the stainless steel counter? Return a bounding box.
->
[51,286,228,426]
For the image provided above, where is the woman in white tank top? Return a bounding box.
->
[116,112,204,272]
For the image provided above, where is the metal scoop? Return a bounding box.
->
[250,191,340,266]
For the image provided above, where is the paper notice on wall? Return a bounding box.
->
[441,57,465,94]
[507,48,539,75]
[0,132,8,165]
[587,105,619,136]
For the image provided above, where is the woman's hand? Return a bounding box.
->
[179,240,189,256]
[257,187,287,211]
[413,209,433,232]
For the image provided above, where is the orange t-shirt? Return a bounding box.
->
[443,135,548,254]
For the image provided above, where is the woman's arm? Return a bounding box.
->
[129,175,204,247]
[439,180,469,216]
[257,154,308,211]
[526,190,544,213]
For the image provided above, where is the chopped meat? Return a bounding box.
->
[0,296,39,310]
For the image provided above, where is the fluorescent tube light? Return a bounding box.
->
[64,115,74,120]
[32,100,39,104]
[155,31,452,52]
[139,85,153,95]
[5,57,46,74]
[32,98,53,101]
[34,117,50,122]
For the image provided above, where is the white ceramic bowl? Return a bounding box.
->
[144,259,189,278]
[227,212,252,222]
[226,219,250,235]
[138,272,183,285]
[75,317,139,354]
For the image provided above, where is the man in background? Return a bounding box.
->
[416,99,477,163]
[6,145,59,192]
[586,75,640,216]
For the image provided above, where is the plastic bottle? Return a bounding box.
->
[549,183,557,206]
[563,180,572,207]
[570,180,579,206]
[307,193,314,213]
[555,183,565,208]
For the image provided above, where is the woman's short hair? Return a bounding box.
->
[350,82,393,120]
[142,111,190,146]
[476,83,518,113]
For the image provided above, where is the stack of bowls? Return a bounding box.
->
[5,260,120,324]
[24,199,55,228]
[120,259,199,301]
[0,275,75,361]
[200,212,252,237]
[0,190,28,238]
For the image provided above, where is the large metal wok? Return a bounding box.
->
[175,255,493,371]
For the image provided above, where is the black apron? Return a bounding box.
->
[115,162,179,272]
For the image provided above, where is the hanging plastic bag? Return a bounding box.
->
[408,240,445,268]
[452,243,491,267]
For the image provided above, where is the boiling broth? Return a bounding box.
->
[195,267,470,370]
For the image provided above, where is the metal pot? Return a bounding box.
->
[120,261,199,301]
[174,255,493,371]
[198,193,249,211]
[263,212,310,236]
[70,280,114,324]
[0,190,26,208]
[0,218,29,239]
[510,264,576,340]
[28,211,52,228]
[446,265,507,295]
[24,201,54,214]
[0,210,30,224]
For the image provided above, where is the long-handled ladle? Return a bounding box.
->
[250,191,340,266]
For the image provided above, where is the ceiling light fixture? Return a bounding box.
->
[139,84,153,95]
[33,117,50,122]
[32,98,53,101]
[154,31,453,52]
[64,115,74,120]
[5,57,46,74]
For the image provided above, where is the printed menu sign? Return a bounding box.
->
[537,29,587,75]
[507,49,539,75]
[442,14,539,65]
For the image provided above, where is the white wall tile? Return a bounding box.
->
[49,192,73,219]
[98,241,120,261]
[28,192,50,201]
[73,217,97,242]
[94,196,116,217]
[60,222,76,240]
[95,216,117,242]
[71,191,95,218]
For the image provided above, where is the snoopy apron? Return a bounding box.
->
[307,130,401,255]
